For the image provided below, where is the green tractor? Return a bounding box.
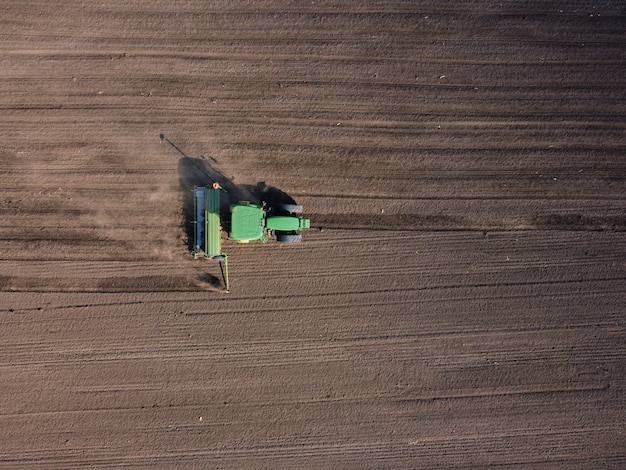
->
[193,183,311,291]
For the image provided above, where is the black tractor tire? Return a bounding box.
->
[278,203,303,214]
[276,233,303,243]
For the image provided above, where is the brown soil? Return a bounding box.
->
[1,1,624,468]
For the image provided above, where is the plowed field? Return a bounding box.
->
[1,1,625,468]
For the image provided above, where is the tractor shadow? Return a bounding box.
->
[168,137,298,252]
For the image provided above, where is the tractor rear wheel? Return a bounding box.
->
[276,233,303,243]
[278,203,303,214]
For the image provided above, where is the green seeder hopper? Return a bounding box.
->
[193,183,311,291]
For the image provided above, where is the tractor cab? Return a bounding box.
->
[230,204,266,241]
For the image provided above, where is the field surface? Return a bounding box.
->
[1,1,625,468]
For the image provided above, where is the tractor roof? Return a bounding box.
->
[230,204,265,241]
